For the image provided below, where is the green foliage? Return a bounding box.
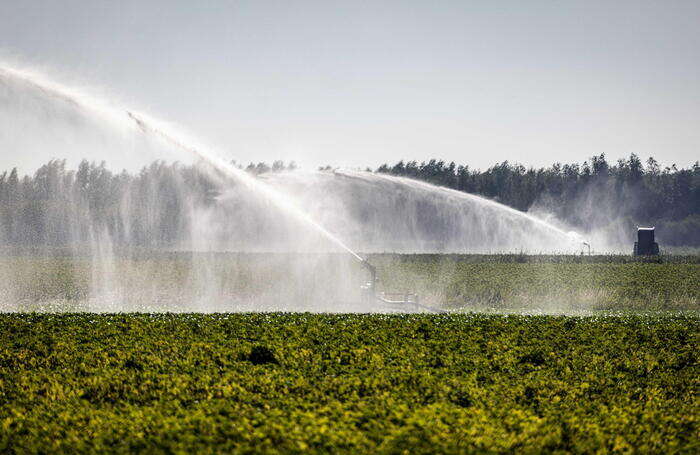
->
[0,253,697,312]
[1,155,699,248]
[376,155,700,245]
[244,345,279,365]
[371,254,700,312]
[0,314,698,453]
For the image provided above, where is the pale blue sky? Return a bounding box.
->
[1,0,698,172]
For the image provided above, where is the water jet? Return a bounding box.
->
[0,61,592,313]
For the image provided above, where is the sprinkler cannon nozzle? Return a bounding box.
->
[582,241,591,255]
[360,258,376,281]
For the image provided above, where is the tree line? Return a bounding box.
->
[0,155,697,249]
[0,160,212,248]
[374,154,699,246]
[0,159,299,249]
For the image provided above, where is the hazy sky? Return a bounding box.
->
[1,0,698,173]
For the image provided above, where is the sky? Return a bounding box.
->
[0,0,698,173]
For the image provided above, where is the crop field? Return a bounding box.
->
[1,253,698,453]
[1,313,698,453]
[0,252,698,313]
[370,254,700,313]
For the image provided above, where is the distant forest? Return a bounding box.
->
[372,154,700,246]
[0,154,698,248]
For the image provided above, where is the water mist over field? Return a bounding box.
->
[0,62,609,313]
[259,170,584,253]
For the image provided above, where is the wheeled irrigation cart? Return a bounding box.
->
[360,259,443,313]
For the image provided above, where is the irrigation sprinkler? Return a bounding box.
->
[359,257,442,312]
[360,259,378,304]
[582,242,591,255]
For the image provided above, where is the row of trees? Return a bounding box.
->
[0,154,698,248]
[0,160,218,248]
[239,160,298,175]
[374,154,700,245]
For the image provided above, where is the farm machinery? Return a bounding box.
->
[634,227,659,256]
[359,258,443,313]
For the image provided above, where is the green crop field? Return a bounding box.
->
[1,254,698,453]
[0,313,698,453]
[369,254,700,313]
[0,252,698,313]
